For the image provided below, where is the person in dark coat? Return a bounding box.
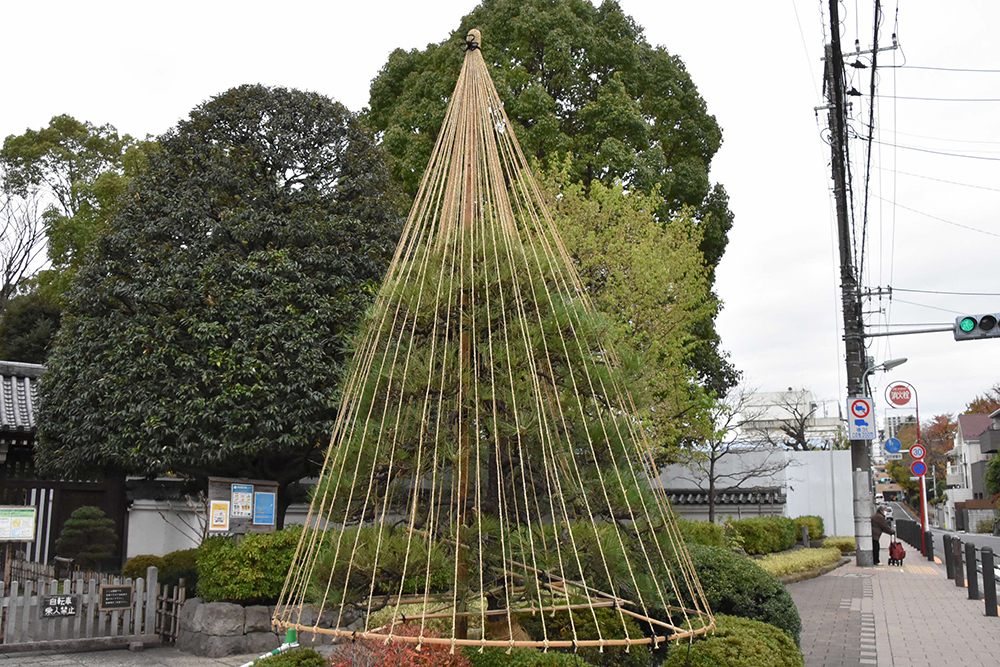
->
[871,505,895,565]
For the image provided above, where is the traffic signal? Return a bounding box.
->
[954,313,1000,341]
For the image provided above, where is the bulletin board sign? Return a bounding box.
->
[207,477,278,534]
[209,500,231,531]
[0,506,36,542]
[99,585,133,611]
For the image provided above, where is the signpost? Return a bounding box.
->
[41,594,79,618]
[884,437,902,454]
[848,397,876,440]
[887,453,903,460]
[887,380,927,554]
[99,584,133,611]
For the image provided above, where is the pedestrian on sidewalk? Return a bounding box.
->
[871,505,894,566]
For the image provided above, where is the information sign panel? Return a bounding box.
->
[231,484,253,518]
[209,500,231,531]
[0,506,36,542]
[41,594,78,618]
[887,453,903,460]
[99,585,133,611]
[847,397,876,440]
[253,491,276,526]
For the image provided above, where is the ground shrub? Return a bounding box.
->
[466,647,599,667]
[520,607,655,667]
[162,548,198,594]
[197,526,309,604]
[729,518,781,555]
[122,554,165,580]
[976,518,995,534]
[682,544,801,646]
[257,647,327,667]
[327,624,471,667]
[677,519,726,547]
[793,516,824,541]
[661,614,804,667]
[757,548,842,577]
[763,516,797,551]
[822,537,856,555]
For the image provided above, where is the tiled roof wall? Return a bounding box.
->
[0,361,44,432]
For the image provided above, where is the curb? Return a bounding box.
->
[779,556,851,585]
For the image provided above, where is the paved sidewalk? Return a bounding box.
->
[789,535,1000,667]
[0,647,264,666]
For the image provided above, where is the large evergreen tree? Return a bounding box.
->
[36,85,402,523]
[366,0,737,392]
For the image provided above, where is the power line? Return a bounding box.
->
[875,167,1000,193]
[893,287,1000,297]
[874,94,1000,102]
[891,298,966,315]
[869,139,1000,162]
[896,65,1000,73]
[870,194,1000,238]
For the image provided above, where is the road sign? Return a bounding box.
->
[887,383,913,407]
[910,444,925,460]
[847,397,876,439]
[911,460,927,476]
[885,437,902,454]
[887,453,903,460]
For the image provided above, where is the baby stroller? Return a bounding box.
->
[888,539,906,566]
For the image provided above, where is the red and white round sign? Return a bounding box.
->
[887,383,912,407]
[910,444,925,460]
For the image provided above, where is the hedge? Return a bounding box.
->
[729,517,796,555]
[520,607,655,667]
[682,544,801,645]
[257,647,327,667]
[793,516,824,541]
[677,518,726,548]
[662,614,804,667]
[467,648,600,667]
[122,554,165,580]
[197,526,309,604]
[757,548,842,577]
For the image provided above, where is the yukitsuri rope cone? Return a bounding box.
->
[274,29,714,652]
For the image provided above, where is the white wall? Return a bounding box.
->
[784,450,853,538]
[126,499,314,558]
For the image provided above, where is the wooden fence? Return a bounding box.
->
[155,578,186,644]
[0,566,161,651]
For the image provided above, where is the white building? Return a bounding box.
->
[741,389,845,449]
[943,413,995,530]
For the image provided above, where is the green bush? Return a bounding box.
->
[757,548,842,577]
[977,518,995,534]
[198,527,308,604]
[793,516,824,541]
[257,647,327,667]
[122,554,165,580]
[162,548,198,594]
[729,518,780,555]
[764,516,796,551]
[677,519,726,547]
[55,506,119,570]
[467,647,599,667]
[520,607,654,667]
[661,615,804,667]
[682,545,801,646]
[822,537,856,555]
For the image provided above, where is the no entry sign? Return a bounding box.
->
[911,460,927,476]
[887,383,913,407]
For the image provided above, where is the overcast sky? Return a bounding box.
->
[2,1,997,425]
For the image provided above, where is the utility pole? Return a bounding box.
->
[825,0,873,566]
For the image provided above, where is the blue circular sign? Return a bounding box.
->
[911,460,927,476]
[885,438,902,454]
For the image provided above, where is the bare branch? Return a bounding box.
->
[0,190,46,311]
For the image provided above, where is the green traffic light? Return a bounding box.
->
[960,317,977,333]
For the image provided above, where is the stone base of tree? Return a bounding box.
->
[177,598,364,658]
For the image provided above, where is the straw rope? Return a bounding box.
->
[274,28,714,650]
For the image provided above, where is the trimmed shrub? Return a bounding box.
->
[162,548,198,594]
[677,519,726,548]
[467,647,600,667]
[198,526,309,604]
[54,506,118,570]
[757,548,842,577]
[257,647,327,667]
[977,518,995,534]
[763,516,796,551]
[822,537,856,555]
[661,614,804,667]
[793,516,824,541]
[729,518,780,555]
[122,554,165,580]
[682,544,801,646]
[520,607,655,667]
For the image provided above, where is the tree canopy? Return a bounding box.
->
[366,0,737,393]
[967,383,1000,415]
[36,85,402,521]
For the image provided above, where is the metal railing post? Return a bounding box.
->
[982,548,997,617]
[925,531,934,562]
[966,542,979,600]
[954,538,965,588]
[944,535,954,579]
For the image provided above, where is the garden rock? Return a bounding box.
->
[193,601,245,636]
[244,605,272,633]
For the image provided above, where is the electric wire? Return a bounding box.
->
[869,194,1000,238]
